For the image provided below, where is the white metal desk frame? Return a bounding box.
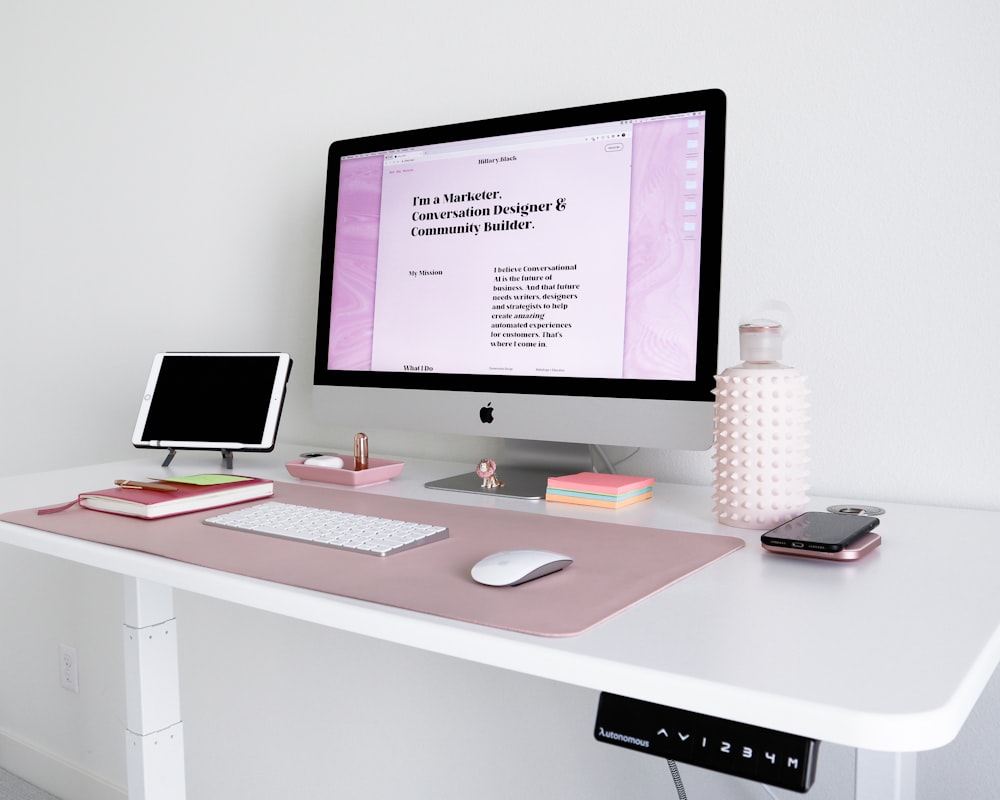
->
[4,449,999,800]
[121,578,914,800]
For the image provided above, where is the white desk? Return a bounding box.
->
[2,446,999,799]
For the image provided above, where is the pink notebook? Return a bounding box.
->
[1,482,743,637]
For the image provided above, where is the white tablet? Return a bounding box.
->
[132,352,292,455]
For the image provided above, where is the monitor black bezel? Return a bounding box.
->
[314,89,725,402]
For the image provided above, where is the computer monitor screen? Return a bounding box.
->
[314,89,725,497]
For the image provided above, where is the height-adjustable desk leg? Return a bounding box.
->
[855,750,916,800]
[123,578,186,799]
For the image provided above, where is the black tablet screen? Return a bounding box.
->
[141,355,282,445]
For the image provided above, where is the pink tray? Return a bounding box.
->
[285,457,404,486]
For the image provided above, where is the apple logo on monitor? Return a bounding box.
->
[479,403,494,424]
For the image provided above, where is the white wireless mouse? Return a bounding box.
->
[302,455,345,468]
[471,549,573,587]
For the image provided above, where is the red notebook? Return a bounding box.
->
[78,475,273,519]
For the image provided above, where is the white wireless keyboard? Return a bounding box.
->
[203,501,449,556]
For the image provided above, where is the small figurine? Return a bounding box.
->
[475,457,504,489]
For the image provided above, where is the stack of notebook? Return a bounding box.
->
[545,472,654,509]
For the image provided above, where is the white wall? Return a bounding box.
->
[2,2,998,798]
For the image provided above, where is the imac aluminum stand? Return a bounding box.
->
[425,439,594,500]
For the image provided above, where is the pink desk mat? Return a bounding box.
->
[1,482,743,637]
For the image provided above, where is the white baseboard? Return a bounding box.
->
[0,727,125,800]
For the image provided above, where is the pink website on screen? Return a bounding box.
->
[327,113,705,381]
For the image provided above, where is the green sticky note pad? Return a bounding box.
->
[168,474,253,486]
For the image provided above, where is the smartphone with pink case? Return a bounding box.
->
[762,530,881,561]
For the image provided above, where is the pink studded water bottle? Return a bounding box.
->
[712,320,809,529]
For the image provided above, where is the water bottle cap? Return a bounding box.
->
[739,319,784,363]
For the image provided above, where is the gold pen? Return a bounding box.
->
[114,479,178,492]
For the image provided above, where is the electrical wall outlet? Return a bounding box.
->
[59,643,79,693]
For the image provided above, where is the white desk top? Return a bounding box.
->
[2,445,998,753]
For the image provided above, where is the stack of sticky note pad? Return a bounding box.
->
[545,472,654,509]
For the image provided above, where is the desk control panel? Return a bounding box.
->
[594,693,819,793]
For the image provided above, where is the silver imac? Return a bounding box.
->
[313,89,725,498]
